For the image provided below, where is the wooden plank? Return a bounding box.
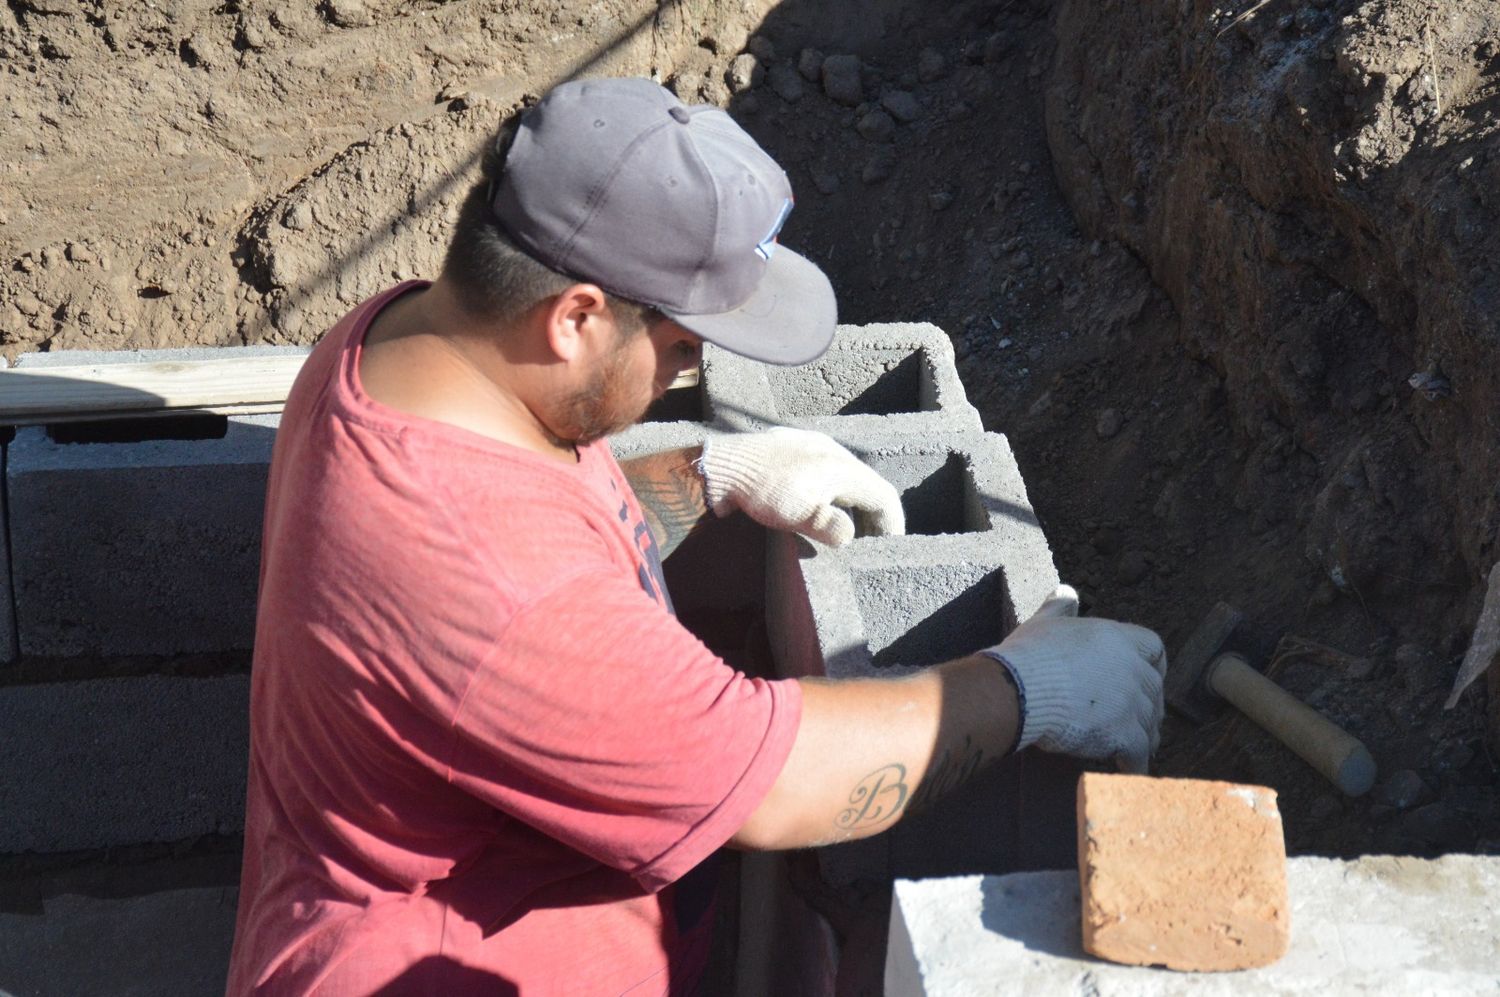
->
[20,403,288,426]
[0,356,307,425]
[0,355,702,425]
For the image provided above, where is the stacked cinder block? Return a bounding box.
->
[613,322,1008,630]
[704,323,982,440]
[620,323,1057,987]
[763,432,1055,681]
[738,324,1075,886]
[0,675,251,852]
[1,345,304,854]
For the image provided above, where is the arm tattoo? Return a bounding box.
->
[907,735,986,815]
[836,764,909,832]
[621,447,709,560]
[834,736,988,835]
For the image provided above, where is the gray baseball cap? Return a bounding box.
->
[491,77,836,365]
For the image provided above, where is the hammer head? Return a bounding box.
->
[1166,602,1264,724]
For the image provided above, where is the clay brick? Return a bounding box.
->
[1076,772,1290,972]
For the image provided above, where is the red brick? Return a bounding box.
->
[1076,773,1290,972]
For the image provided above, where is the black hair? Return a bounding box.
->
[442,115,652,333]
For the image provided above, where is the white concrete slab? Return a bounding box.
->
[887,855,1500,995]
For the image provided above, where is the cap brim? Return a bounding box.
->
[662,247,836,365]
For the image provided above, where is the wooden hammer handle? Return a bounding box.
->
[1207,652,1378,797]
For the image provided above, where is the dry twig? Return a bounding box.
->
[1427,10,1443,119]
[1216,0,1275,39]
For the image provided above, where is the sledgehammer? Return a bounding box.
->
[1167,603,1377,797]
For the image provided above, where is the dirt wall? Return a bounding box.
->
[1046,0,1500,648]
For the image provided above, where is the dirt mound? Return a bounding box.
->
[1041,0,1500,850]
[0,0,771,353]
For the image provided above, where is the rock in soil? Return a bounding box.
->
[821,54,863,106]
[767,63,804,103]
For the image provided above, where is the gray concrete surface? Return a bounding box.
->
[0,675,249,853]
[7,413,279,658]
[885,856,1500,995]
[607,418,710,461]
[0,886,238,997]
[706,324,981,442]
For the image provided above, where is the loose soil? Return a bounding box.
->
[3,0,1496,861]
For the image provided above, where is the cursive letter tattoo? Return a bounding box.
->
[836,764,910,831]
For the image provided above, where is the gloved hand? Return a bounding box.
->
[980,586,1167,773]
[698,428,905,547]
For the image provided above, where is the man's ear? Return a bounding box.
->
[542,283,610,362]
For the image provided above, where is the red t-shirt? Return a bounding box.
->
[226,283,802,995]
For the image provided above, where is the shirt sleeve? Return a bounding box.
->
[443,569,802,893]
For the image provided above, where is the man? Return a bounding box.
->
[227,77,1166,994]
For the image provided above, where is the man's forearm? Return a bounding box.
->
[619,447,709,559]
[730,656,1021,851]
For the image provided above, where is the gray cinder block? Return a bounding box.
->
[0,675,249,852]
[886,857,1500,995]
[766,431,1059,682]
[614,323,984,621]
[7,414,279,659]
[608,416,709,462]
[0,886,239,996]
[764,431,1064,884]
[704,324,981,442]
[6,346,305,661]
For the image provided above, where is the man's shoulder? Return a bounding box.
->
[280,283,422,426]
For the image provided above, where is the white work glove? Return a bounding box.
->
[980,585,1167,773]
[698,428,905,547]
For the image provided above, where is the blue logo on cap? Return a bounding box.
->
[755,198,793,261]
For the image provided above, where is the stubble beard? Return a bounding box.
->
[558,334,649,447]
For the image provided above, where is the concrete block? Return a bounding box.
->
[8,346,304,660]
[615,324,980,622]
[7,411,280,659]
[607,419,709,462]
[886,856,1500,995]
[0,886,237,995]
[0,675,249,853]
[766,431,1058,681]
[765,431,1061,884]
[705,324,981,442]
[1077,773,1289,971]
